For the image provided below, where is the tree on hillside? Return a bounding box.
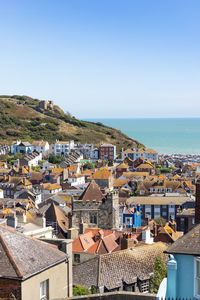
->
[150,255,167,293]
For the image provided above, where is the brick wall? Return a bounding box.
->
[0,278,21,300]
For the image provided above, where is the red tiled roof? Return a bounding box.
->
[73,229,120,255]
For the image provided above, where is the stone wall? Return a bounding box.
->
[68,291,156,300]
[72,192,119,231]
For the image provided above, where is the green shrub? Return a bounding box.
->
[73,285,91,296]
[150,255,167,293]
[48,154,65,164]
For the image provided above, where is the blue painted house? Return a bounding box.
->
[123,204,141,229]
[157,223,200,299]
[13,142,33,154]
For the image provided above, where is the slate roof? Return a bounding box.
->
[20,142,31,147]
[0,224,67,280]
[165,223,200,255]
[73,242,167,290]
[44,203,69,233]
[30,171,43,181]
[127,196,193,206]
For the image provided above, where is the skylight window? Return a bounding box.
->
[84,237,89,244]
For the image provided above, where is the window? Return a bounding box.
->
[195,258,200,298]
[90,213,97,224]
[40,280,49,300]
[74,254,80,263]
[154,213,160,218]
[140,280,149,293]
[125,217,132,225]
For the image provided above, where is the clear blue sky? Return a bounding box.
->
[1,0,200,118]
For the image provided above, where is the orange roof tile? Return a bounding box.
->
[93,169,111,180]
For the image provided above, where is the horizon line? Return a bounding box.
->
[81,116,200,120]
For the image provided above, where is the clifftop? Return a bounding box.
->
[0,95,143,151]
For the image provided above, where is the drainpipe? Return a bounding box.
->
[166,254,177,299]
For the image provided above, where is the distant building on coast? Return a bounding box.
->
[122,147,158,162]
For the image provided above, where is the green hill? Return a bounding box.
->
[0,95,143,152]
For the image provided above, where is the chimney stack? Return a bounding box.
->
[195,180,200,224]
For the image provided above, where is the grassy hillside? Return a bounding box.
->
[0,95,143,152]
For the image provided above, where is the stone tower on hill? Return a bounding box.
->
[38,100,54,110]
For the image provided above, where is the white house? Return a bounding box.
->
[68,174,85,186]
[41,183,62,195]
[10,140,21,154]
[0,189,4,198]
[17,151,43,167]
[122,148,158,162]
[32,140,50,157]
[50,140,75,156]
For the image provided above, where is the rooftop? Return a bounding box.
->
[127,196,193,206]
[0,224,66,280]
[165,223,200,255]
[73,242,167,290]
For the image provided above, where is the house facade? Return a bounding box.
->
[51,140,74,156]
[123,204,141,229]
[176,208,195,233]
[99,143,116,161]
[0,144,10,155]
[158,182,200,299]
[128,196,195,221]
[17,151,42,167]
[0,224,70,300]
[122,148,158,162]
[32,140,50,156]
[74,143,94,159]
[158,224,200,299]
[12,141,33,154]
[90,148,99,160]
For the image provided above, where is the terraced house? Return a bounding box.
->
[127,195,194,221]
[122,148,158,162]
[0,224,71,300]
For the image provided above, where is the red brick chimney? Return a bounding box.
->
[195,180,200,224]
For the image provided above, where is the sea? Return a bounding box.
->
[85,118,200,155]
